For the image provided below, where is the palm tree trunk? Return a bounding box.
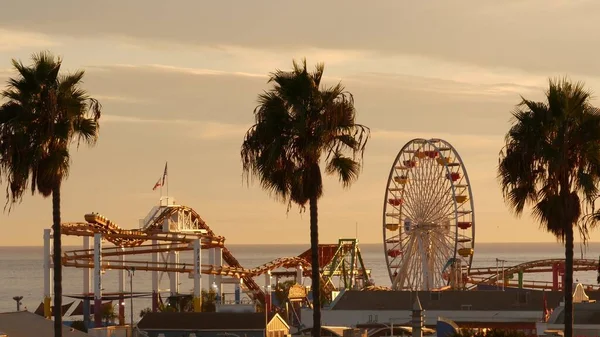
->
[52,186,63,337]
[564,224,574,337]
[309,195,321,337]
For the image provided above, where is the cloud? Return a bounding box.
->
[102,114,250,140]
[144,64,266,78]
[348,72,544,98]
[86,63,267,78]
[189,121,250,140]
[370,129,504,152]
[1,1,599,77]
[0,28,57,52]
[94,95,146,104]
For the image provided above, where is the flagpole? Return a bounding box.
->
[165,162,169,204]
[167,163,169,201]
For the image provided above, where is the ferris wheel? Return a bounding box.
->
[382,138,475,291]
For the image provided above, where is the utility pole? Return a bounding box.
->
[12,296,23,311]
[597,255,599,284]
[125,267,135,326]
[495,259,499,290]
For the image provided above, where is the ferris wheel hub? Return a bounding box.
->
[415,222,438,230]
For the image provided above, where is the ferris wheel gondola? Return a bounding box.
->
[382,138,475,290]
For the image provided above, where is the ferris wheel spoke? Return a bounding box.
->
[408,236,422,289]
[410,146,427,220]
[415,149,435,220]
[420,168,451,222]
[397,153,420,220]
[400,191,418,223]
[395,233,417,288]
[429,231,453,277]
[439,233,459,268]
[405,234,422,289]
[422,186,450,223]
[429,182,463,224]
[403,164,423,220]
[431,230,455,266]
[411,147,434,220]
[425,190,456,224]
[418,158,445,218]
[420,186,447,223]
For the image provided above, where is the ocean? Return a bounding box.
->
[0,242,599,321]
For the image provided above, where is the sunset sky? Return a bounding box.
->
[1,0,600,247]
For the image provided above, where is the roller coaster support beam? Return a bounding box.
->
[552,262,565,291]
[93,233,103,327]
[151,240,159,312]
[234,281,241,304]
[83,236,91,326]
[297,266,303,285]
[193,239,202,312]
[169,235,180,296]
[43,229,52,319]
[208,249,215,294]
[118,248,125,325]
[265,270,272,313]
[215,247,223,303]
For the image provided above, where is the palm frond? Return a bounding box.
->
[498,77,600,243]
[241,58,368,210]
[325,153,359,188]
[0,51,102,208]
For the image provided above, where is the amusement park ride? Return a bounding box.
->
[39,137,600,328]
[381,138,600,292]
[383,138,475,291]
[42,198,371,326]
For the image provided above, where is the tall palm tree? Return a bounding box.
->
[241,59,369,337]
[0,51,101,337]
[498,78,600,337]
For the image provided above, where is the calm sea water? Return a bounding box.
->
[0,242,599,321]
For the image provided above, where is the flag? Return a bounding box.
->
[152,177,162,191]
[151,162,168,191]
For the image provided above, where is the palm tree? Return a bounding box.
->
[498,78,600,337]
[0,51,101,337]
[241,59,369,337]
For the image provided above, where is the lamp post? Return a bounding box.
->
[125,267,135,326]
[12,296,23,311]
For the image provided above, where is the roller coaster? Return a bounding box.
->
[47,197,372,321]
[466,258,600,291]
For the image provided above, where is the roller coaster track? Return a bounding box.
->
[145,205,267,302]
[60,205,315,304]
[60,204,369,304]
[248,257,311,276]
[467,258,599,290]
[61,211,226,248]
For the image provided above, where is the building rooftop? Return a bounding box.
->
[138,312,280,331]
[550,301,600,325]
[0,311,88,337]
[330,290,600,312]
